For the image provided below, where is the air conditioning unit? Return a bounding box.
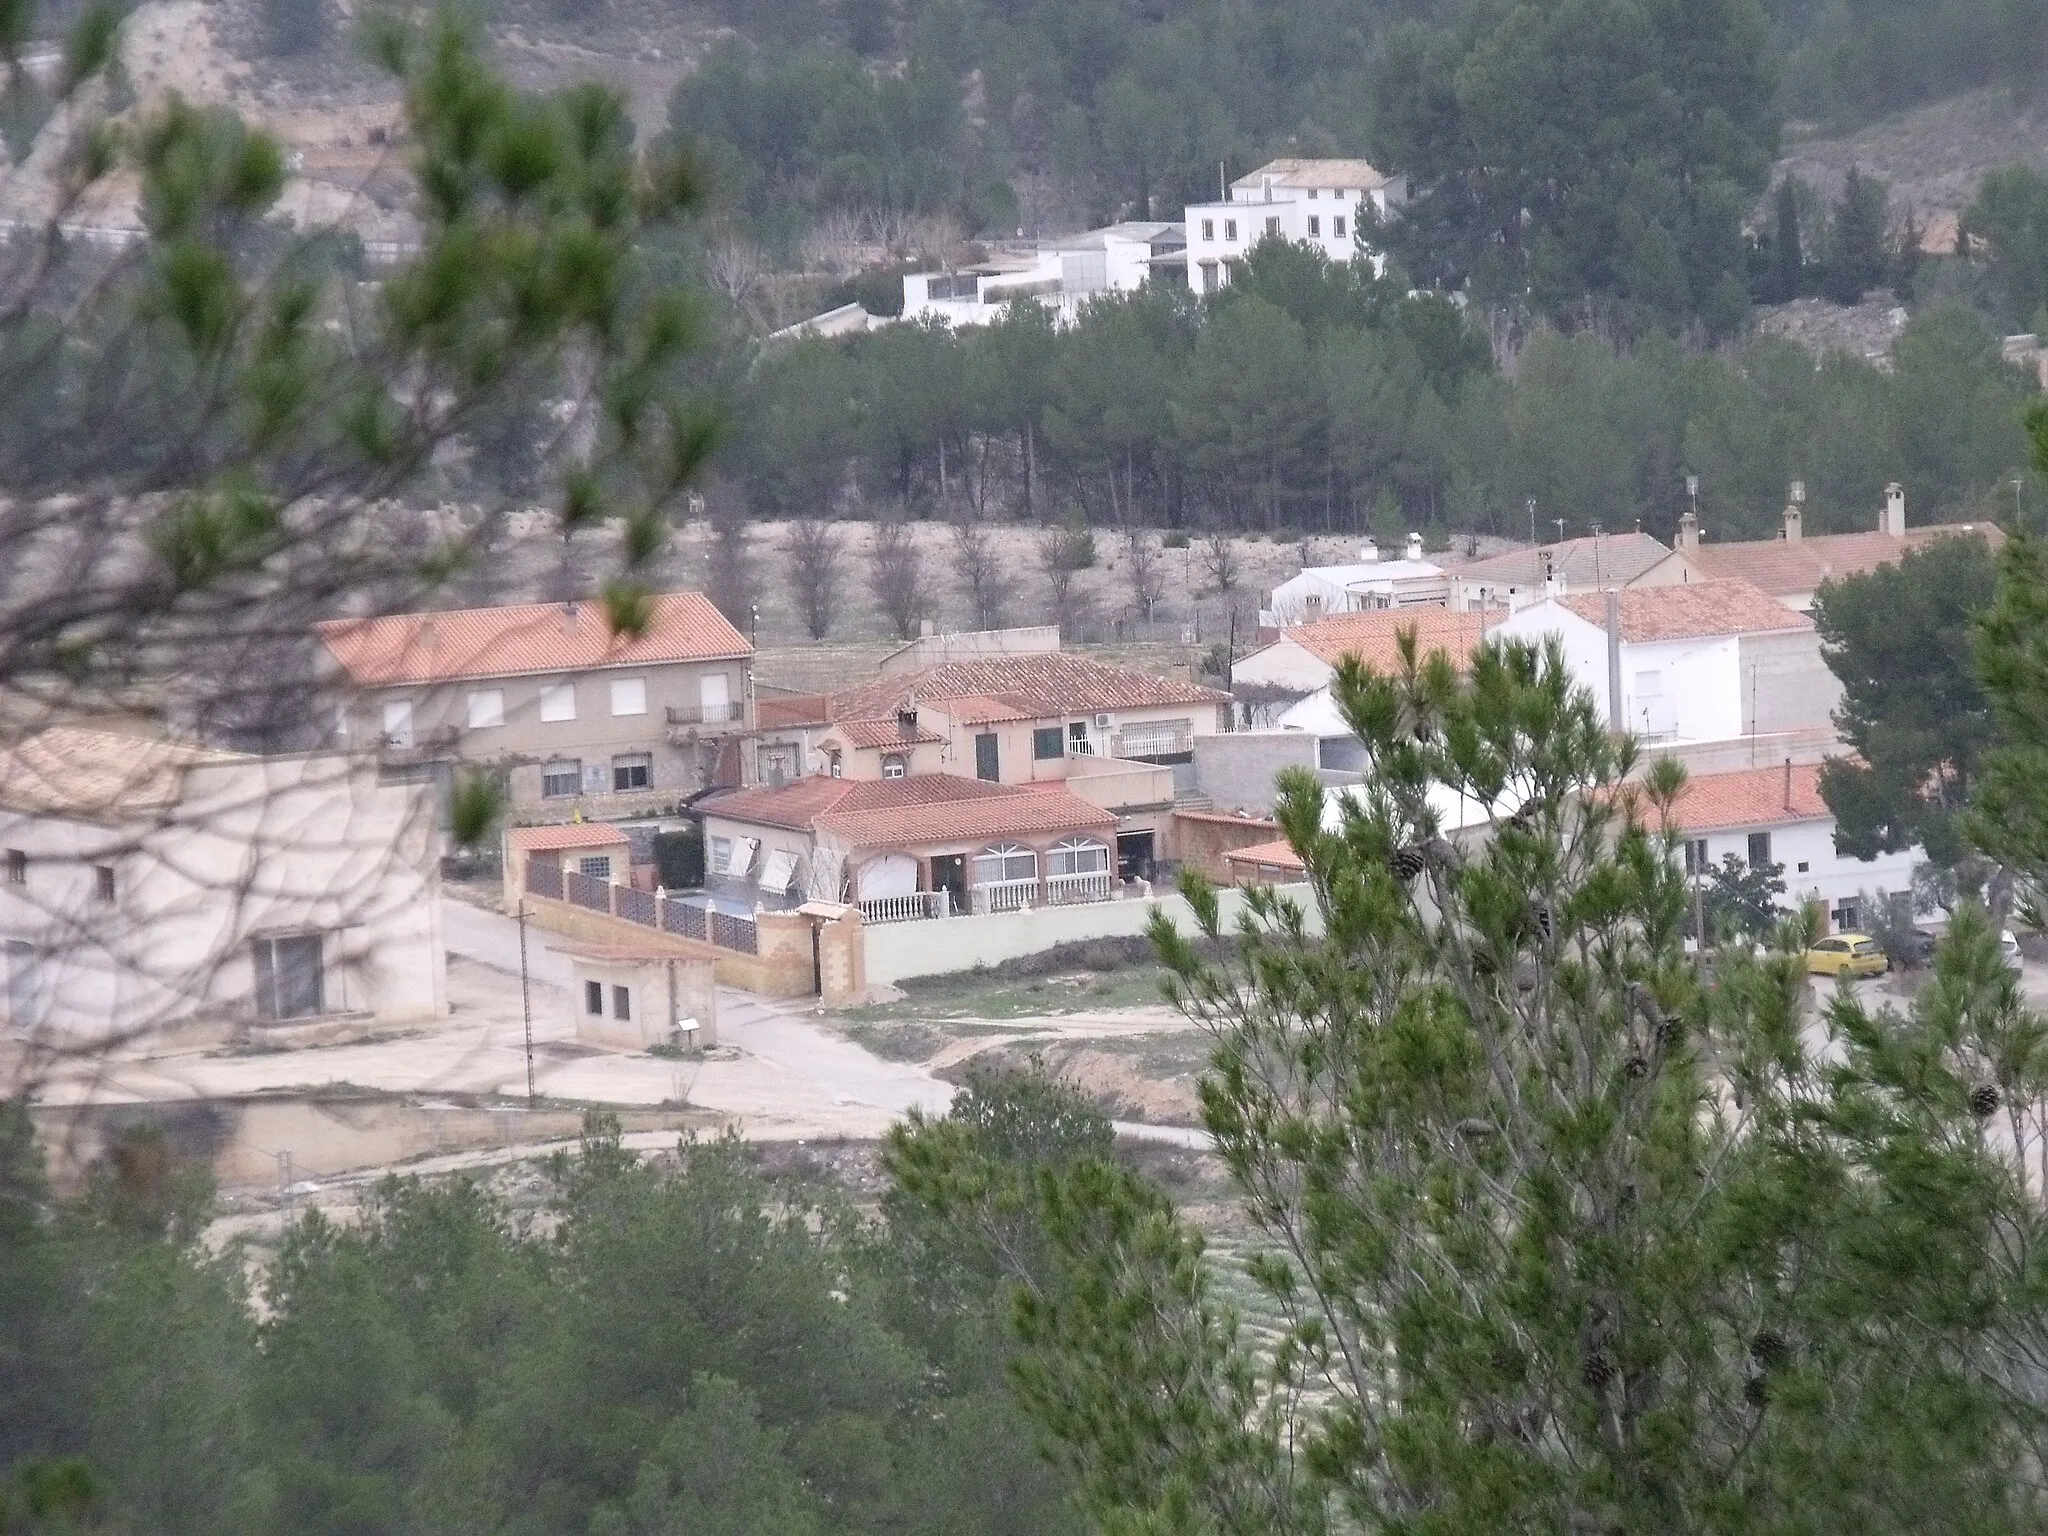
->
[1094,714,1112,729]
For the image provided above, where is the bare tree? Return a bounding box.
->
[1038,520,1096,640]
[784,518,844,640]
[869,516,928,640]
[1203,530,1240,594]
[950,515,1004,630]
[705,496,757,637]
[1124,528,1164,622]
[706,236,768,332]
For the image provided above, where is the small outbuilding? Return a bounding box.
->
[553,942,717,1052]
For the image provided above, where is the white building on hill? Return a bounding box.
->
[901,222,1186,328]
[1182,159,1407,294]
[1264,535,1448,625]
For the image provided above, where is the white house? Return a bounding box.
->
[0,727,447,1044]
[1658,760,1918,934]
[1232,608,1491,728]
[902,222,1185,328]
[1264,536,1448,626]
[1487,580,1825,745]
[1183,158,1406,294]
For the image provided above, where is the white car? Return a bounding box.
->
[2003,930,2023,969]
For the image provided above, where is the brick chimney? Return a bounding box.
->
[1880,482,1906,537]
[1783,480,1804,543]
[1677,509,1701,556]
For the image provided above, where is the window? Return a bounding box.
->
[1797,861,1810,873]
[94,865,114,903]
[253,933,325,1021]
[578,855,613,881]
[710,836,733,874]
[1815,938,1846,954]
[1032,726,1064,761]
[612,984,631,1021]
[1307,188,1318,200]
[1683,838,1709,876]
[1837,901,1863,933]
[1224,219,1237,241]
[1333,215,1346,239]
[881,754,907,779]
[540,683,577,722]
[1047,837,1110,876]
[5,849,22,885]
[466,689,504,729]
[542,760,581,798]
[1307,215,1320,237]
[585,980,604,1015]
[612,753,652,791]
[381,699,414,748]
[828,750,843,779]
[1200,262,1218,294]
[610,677,647,717]
[974,732,1000,781]
[1200,218,1213,240]
[757,744,797,785]
[699,672,731,722]
[973,844,1037,885]
[1265,216,1281,237]
[6,940,35,1026]
[1747,832,1773,868]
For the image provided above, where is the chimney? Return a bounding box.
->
[1604,588,1624,733]
[1783,757,1794,812]
[562,599,580,633]
[1677,509,1701,556]
[1783,480,1804,543]
[1404,531,1424,563]
[1359,538,1379,563]
[1880,482,1906,537]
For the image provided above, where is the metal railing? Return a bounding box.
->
[525,858,759,956]
[1110,726,1194,760]
[859,890,952,924]
[1046,870,1114,906]
[971,877,1038,914]
[666,701,747,725]
[564,869,611,913]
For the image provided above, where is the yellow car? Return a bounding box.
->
[1806,933,1888,978]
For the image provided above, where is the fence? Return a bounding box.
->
[526,859,757,957]
[859,890,951,924]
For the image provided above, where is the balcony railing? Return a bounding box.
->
[1109,726,1194,760]
[1046,870,1113,906]
[970,876,1038,914]
[666,701,747,726]
[859,890,952,924]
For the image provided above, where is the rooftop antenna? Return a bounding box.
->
[1553,517,1565,544]
[1526,496,1537,546]
[1219,161,1226,200]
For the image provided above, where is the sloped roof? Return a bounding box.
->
[1233,158,1390,193]
[1454,531,1672,589]
[1279,609,1492,672]
[0,727,238,820]
[506,823,632,851]
[1553,581,1812,642]
[1663,761,1828,832]
[317,591,751,687]
[756,694,831,730]
[702,773,1114,849]
[1681,524,2003,597]
[1223,837,1306,872]
[827,653,1225,727]
[828,717,946,749]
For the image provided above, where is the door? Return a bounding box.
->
[1116,831,1155,882]
[930,854,967,912]
[974,732,1000,781]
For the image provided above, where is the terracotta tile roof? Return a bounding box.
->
[1554,580,1811,642]
[1280,609,1493,672]
[827,718,946,748]
[0,727,240,820]
[931,694,1040,727]
[1173,809,1281,829]
[756,693,831,730]
[1683,524,2003,597]
[1223,837,1306,872]
[1453,531,1672,590]
[317,591,751,687]
[827,653,1226,725]
[702,773,1114,848]
[1661,762,1828,833]
[506,823,633,851]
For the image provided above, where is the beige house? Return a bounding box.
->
[318,591,754,817]
[0,727,446,1044]
[559,941,717,1051]
[1636,483,2005,612]
[1447,530,1672,612]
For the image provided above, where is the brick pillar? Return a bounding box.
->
[817,909,867,1006]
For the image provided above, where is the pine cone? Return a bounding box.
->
[1532,903,1556,943]
[1387,843,1427,881]
[1624,1054,1650,1080]
[1656,1016,1685,1049]
[1581,1353,1613,1389]
[1970,1083,2001,1118]
[1751,1329,1788,1366]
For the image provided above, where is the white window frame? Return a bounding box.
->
[1047,837,1110,877]
[1333,215,1346,239]
[710,836,733,874]
[610,677,647,717]
[881,754,907,779]
[381,699,414,748]
[1307,215,1320,237]
[973,843,1037,885]
[253,932,326,1022]
[578,855,613,881]
[699,672,732,722]
[540,683,577,723]
[541,759,581,798]
[1224,219,1237,241]
[466,688,505,729]
[1200,218,1213,240]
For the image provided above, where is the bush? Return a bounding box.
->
[1162,529,1190,549]
[653,826,705,890]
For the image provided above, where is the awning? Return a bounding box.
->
[758,848,798,893]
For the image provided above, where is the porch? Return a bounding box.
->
[855,836,1120,924]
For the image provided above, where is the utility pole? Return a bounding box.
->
[1526,496,1536,547]
[277,1150,295,1221]
[2014,477,2026,530]
[518,900,535,1106]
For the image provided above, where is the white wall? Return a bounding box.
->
[1688,817,1919,928]
[862,881,1322,983]
[1233,636,1335,694]
[0,752,445,1041]
[1489,605,1744,743]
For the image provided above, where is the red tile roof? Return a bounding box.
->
[1223,837,1306,872]
[1554,580,1811,643]
[702,773,1114,848]
[1683,524,2002,597]
[506,822,634,851]
[826,653,1226,727]
[827,717,947,748]
[1662,762,1828,833]
[317,591,751,687]
[756,693,831,729]
[1280,609,1493,672]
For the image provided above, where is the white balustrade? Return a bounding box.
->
[970,877,1038,914]
[858,890,952,924]
[1045,870,1114,906]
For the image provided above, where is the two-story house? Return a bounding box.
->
[317,592,754,818]
[1182,158,1407,294]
